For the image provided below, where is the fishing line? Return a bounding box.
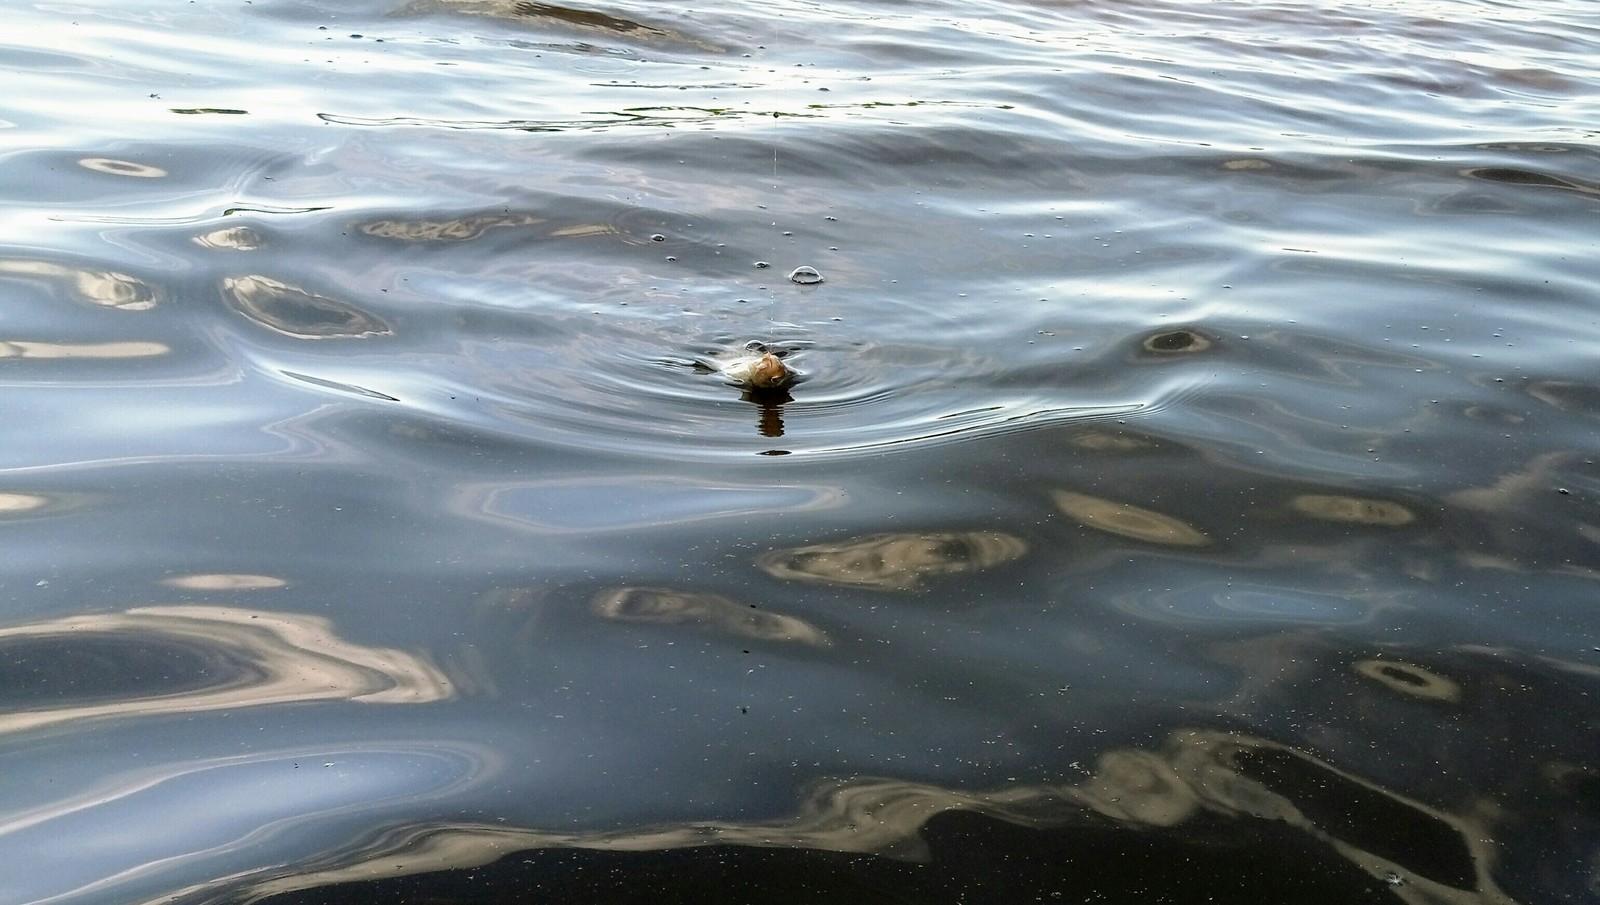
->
[770,145,780,332]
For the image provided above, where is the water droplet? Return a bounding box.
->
[754,261,770,269]
[788,266,824,285]
[650,234,666,242]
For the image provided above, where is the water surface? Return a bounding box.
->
[2,0,1599,902]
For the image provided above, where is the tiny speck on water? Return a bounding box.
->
[789,265,823,284]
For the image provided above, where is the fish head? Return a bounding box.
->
[748,352,791,388]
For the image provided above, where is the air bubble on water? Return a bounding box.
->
[789,265,824,284]
[754,261,770,269]
[650,234,665,242]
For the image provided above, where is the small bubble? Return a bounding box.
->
[650,234,666,242]
[788,265,824,285]
[754,261,770,269]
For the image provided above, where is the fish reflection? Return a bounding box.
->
[758,530,1026,591]
[744,386,790,439]
[222,275,391,339]
[238,730,1510,905]
[0,605,451,736]
[0,258,162,310]
[591,586,827,646]
[755,399,785,439]
[1051,489,1208,547]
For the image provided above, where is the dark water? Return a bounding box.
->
[2,0,1599,902]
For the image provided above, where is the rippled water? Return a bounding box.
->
[3,0,1599,902]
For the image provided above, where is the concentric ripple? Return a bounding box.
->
[268,326,1159,461]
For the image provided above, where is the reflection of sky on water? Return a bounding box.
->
[0,605,479,905]
[1,743,495,905]
[0,605,451,736]
[1112,581,1375,626]
[0,257,163,310]
[468,477,843,533]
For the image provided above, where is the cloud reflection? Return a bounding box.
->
[0,606,451,736]
[1051,489,1208,547]
[758,531,1027,591]
[0,258,163,310]
[161,573,289,591]
[591,586,827,646]
[0,492,52,514]
[221,275,391,339]
[1353,659,1461,703]
[0,340,169,359]
[359,212,544,241]
[77,157,167,178]
[193,225,264,250]
[1290,493,1415,526]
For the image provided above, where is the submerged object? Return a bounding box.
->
[717,344,794,389]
